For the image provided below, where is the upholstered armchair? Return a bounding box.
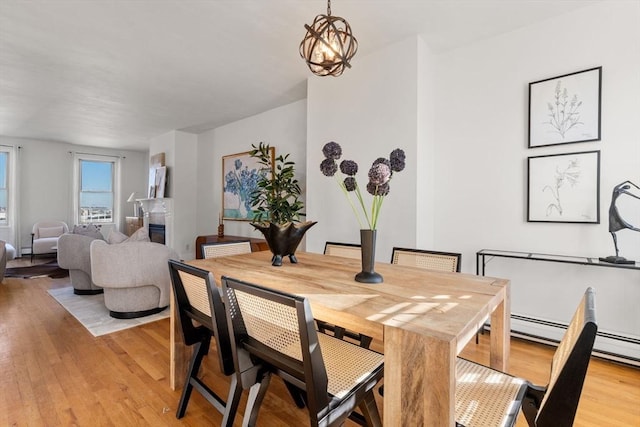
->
[31,220,68,262]
[90,239,179,318]
[57,232,104,295]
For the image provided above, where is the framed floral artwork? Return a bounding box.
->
[527,150,600,223]
[222,148,274,221]
[528,67,602,148]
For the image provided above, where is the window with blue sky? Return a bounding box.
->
[79,159,114,223]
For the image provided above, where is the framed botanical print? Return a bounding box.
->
[222,148,274,221]
[527,150,600,223]
[528,67,601,148]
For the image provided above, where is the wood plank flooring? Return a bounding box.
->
[1,270,639,426]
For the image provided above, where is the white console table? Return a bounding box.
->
[477,249,640,366]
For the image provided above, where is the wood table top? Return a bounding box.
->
[190,250,508,347]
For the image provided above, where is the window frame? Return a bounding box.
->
[72,153,121,227]
[0,148,10,226]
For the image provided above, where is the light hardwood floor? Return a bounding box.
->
[1,269,639,426]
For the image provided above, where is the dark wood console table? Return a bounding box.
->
[194,234,269,259]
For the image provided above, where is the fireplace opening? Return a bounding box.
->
[148,223,166,244]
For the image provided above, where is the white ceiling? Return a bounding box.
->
[0,0,597,151]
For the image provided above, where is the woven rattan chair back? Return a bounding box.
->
[324,242,361,260]
[169,260,233,372]
[201,241,252,259]
[168,260,238,424]
[391,247,461,272]
[222,276,384,427]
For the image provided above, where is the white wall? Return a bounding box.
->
[148,130,199,260]
[196,100,307,244]
[433,1,640,272]
[1,136,148,252]
[306,37,421,260]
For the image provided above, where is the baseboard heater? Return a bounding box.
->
[485,314,640,368]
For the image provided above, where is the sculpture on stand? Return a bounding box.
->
[600,180,640,264]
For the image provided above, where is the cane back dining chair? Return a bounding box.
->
[456,287,597,427]
[221,276,385,427]
[323,241,361,259]
[201,240,252,259]
[168,260,250,426]
[391,247,461,272]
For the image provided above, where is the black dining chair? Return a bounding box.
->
[221,276,384,427]
[201,240,252,259]
[323,241,361,259]
[168,260,249,425]
[391,247,461,272]
[455,287,597,427]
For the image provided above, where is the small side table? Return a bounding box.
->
[125,217,144,237]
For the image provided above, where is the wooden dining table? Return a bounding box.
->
[172,251,510,426]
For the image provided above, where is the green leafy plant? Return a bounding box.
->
[249,142,303,224]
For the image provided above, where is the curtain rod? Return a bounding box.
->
[69,151,125,159]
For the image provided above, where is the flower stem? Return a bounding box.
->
[336,176,366,229]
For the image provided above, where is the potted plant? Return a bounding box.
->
[249,142,316,266]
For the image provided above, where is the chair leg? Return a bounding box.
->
[221,375,243,427]
[358,390,382,427]
[284,380,307,408]
[242,370,272,427]
[176,338,209,418]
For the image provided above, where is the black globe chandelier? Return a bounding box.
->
[299,0,358,77]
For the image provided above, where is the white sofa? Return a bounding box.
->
[57,232,105,295]
[90,239,179,318]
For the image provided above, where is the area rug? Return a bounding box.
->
[47,287,169,337]
[5,260,69,279]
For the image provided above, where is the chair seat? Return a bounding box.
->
[32,237,59,254]
[456,358,528,427]
[319,333,383,398]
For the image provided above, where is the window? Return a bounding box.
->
[73,154,120,225]
[0,151,8,225]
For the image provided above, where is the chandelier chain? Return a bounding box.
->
[327,0,331,16]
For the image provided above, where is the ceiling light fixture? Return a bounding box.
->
[299,0,358,77]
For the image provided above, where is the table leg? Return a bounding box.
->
[383,325,456,426]
[489,287,510,372]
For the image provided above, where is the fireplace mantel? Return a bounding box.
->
[138,198,173,248]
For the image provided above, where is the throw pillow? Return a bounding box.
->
[125,227,151,243]
[72,224,104,240]
[38,226,64,238]
[107,229,129,244]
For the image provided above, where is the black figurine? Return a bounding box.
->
[599,180,640,264]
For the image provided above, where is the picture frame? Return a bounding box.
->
[527,150,600,223]
[528,67,601,148]
[222,148,274,221]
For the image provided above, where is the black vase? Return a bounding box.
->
[355,229,383,283]
[251,221,317,266]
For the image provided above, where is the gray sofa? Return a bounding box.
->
[90,239,178,319]
[57,233,104,295]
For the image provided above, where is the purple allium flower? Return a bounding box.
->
[372,157,391,169]
[389,149,406,172]
[340,160,358,176]
[344,176,357,192]
[368,163,391,185]
[366,182,390,196]
[322,141,342,160]
[320,158,338,177]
